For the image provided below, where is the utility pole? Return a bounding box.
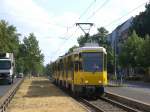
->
[114,37,117,80]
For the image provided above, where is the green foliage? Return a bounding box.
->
[0,20,21,74]
[77,27,108,47]
[68,45,78,53]
[119,31,144,68]
[77,35,89,46]
[0,19,44,75]
[44,63,52,76]
[77,27,114,73]
[0,20,20,53]
[132,3,150,37]
[142,35,150,68]
[126,3,150,80]
[107,45,114,73]
[96,27,108,47]
[22,33,44,75]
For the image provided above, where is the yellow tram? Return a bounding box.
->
[52,44,107,95]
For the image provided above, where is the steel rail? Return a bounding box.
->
[100,96,141,112]
[77,96,142,112]
[105,92,150,112]
[0,78,24,112]
[77,97,105,112]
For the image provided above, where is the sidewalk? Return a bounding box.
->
[8,77,86,112]
[108,80,150,89]
[123,80,150,89]
[106,80,150,104]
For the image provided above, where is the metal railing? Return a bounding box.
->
[0,78,24,112]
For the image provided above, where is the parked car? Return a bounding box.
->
[17,73,24,78]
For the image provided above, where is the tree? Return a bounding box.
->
[44,63,53,77]
[132,3,150,37]
[0,20,22,74]
[0,19,45,76]
[77,27,109,47]
[129,3,150,80]
[142,35,150,80]
[15,44,25,73]
[68,45,78,53]
[23,33,44,75]
[96,27,108,47]
[142,35,150,67]
[77,35,89,47]
[0,20,20,53]
[107,45,114,73]
[77,27,114,73]
[118,31,144,70]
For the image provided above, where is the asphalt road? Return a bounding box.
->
[0,78,21,97]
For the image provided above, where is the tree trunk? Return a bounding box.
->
[148,67,150,81]
[144,67,150,82]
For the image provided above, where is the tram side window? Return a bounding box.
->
[78,53,82,71]
[74,62,78,71]
[70,61,73,70]
[79,61,82,70]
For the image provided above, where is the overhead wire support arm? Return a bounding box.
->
[76,23,94,36]
[76,22,95,45]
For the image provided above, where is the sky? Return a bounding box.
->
[0,0,149,65]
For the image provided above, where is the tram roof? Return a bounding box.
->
[73,46,107,54]
[54,45,107,62]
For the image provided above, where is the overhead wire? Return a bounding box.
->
[86,0,110,21]
[78,0,96,20]
[58,0,97,38]
[50,27,79,60]
[104,1,147,28]
[56,0,98,41]
[50,0,148,61]
[48,0,96,41]
[87,0,148,34]
[51,0,97,59]
[51,0,113,60]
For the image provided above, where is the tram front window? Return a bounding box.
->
[82,52,103,72]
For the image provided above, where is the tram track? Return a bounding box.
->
[105,92,150,112]
[77,96,142,112]
[53,82,145,112]
[0,77,148,112]
[77,97,105,112]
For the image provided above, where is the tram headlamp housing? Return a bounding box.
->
[98,80,102,83]
[85,80,88,83]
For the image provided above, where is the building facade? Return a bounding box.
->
[107,17,133,53]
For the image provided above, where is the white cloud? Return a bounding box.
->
[0,0,149,64]
[90,0,148,32]
[0,0,80,64]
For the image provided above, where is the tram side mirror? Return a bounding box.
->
[12,63,14,66]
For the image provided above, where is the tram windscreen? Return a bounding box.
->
[82,52,103,72]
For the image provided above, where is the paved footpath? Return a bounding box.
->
[7,77,86,112]
[106,81,150,104]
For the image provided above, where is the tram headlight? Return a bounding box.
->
[98,80,102,83]
[85,80,88,83]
